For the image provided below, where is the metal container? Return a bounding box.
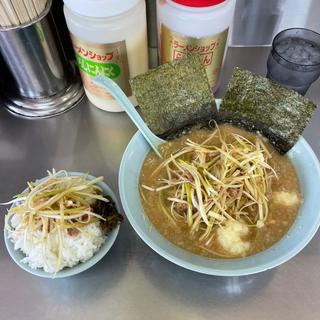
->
[146,0,158,68]
[146,0,157,49]
[231,0,287,46]
[0,0,83,118]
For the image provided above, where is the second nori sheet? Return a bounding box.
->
[130,55,217,138]
[220,68,317,154]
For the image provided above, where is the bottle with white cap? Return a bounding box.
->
[63,0,149,112]
[157,0,235,92]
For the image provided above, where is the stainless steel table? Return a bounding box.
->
[1,47,319,320]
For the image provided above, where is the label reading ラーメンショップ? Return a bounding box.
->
[161,25,229,89]
[71,36,131,99]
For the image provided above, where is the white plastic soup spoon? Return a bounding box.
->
[93,76,164,158]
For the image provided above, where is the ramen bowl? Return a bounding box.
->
[119,131,320,276]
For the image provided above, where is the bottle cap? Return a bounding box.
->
[64,0,140,18]
[172,0,226,7]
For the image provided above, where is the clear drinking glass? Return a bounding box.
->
[267,28,320,95]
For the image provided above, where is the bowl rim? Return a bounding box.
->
[119,130,320,276]
[4,171,120,279]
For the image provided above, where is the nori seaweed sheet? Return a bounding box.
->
[130,55,217,138]
[220,68,317,154]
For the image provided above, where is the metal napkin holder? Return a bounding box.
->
[0,0,84,118]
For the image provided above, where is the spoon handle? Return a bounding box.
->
[93,76,164,158]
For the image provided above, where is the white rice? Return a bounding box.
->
[9,214,106,274]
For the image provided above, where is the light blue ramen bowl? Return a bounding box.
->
[4,172,120,278]
[119,132,320,276]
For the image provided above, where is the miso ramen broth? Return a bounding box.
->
[140,124,301,258]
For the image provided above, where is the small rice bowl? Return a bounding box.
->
[9,214,106,274]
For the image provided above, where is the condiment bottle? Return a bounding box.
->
[63,0,149,112]
[157,0,235,92]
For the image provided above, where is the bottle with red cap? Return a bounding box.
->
[157,0,235,92]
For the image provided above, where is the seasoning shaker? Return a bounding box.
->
[157,0,235,92]
[63,0,149,112]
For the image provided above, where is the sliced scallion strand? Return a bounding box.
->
[142,127,277,242]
